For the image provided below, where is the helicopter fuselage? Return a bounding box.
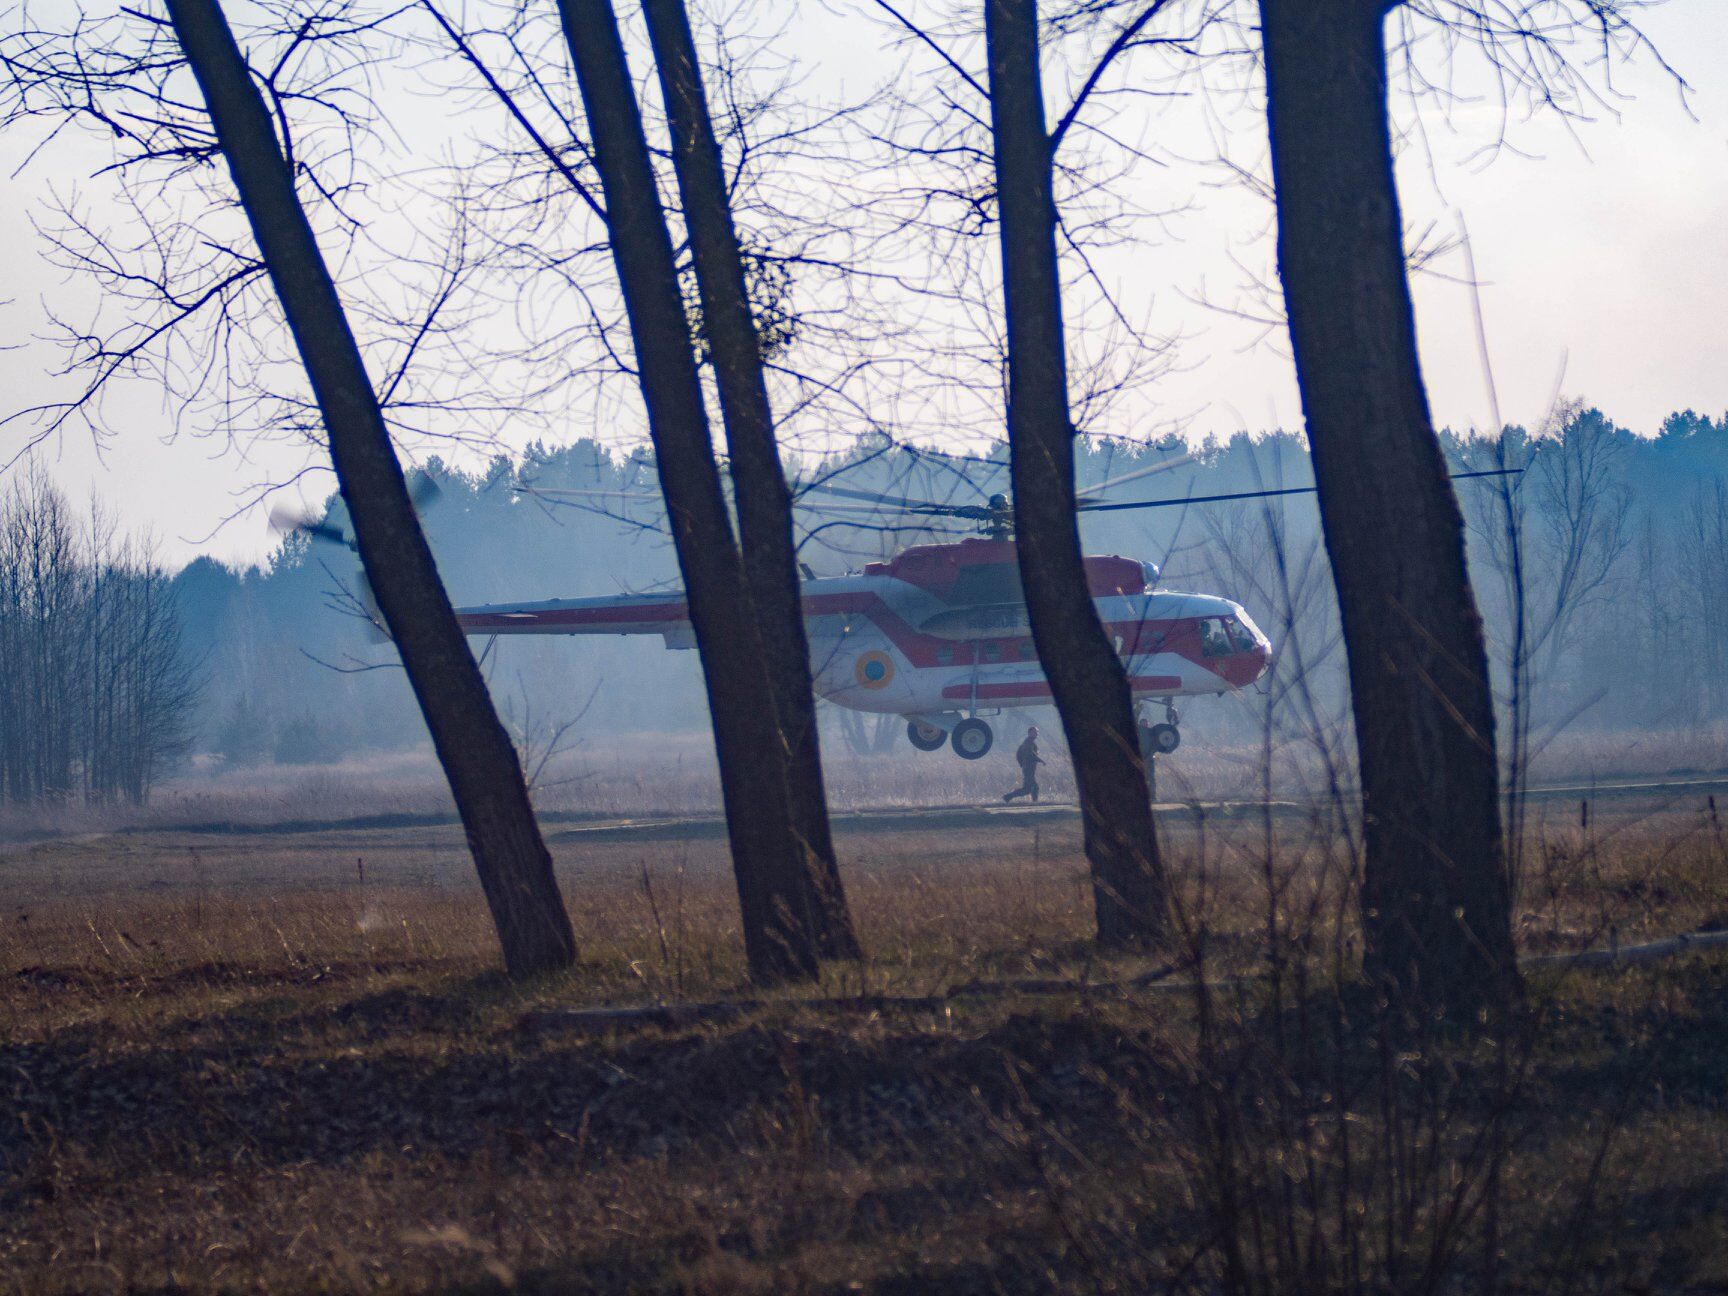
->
[454,538,1272,748]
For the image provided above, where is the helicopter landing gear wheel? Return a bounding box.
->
[1147,722,1181,755]
[907,719,947,752]
[950,717,994,760]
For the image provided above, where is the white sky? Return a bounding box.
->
[4,1,1726,568]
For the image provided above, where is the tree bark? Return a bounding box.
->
[1259,0,1519,1015]
[165,0,576,979]
[558,0,830,984]
[986,0,1165,947]
[640,0,860,961]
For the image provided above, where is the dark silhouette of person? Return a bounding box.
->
[1003,725,1043,803]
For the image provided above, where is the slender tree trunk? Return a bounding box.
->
[640,0,860,961]
[165,0,577,979]
[1259,0,1518,1015]
[986,0,1165,947]
[558,0,831,984]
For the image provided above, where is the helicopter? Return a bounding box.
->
[448,451,1277,760]
[279,453,1512,760]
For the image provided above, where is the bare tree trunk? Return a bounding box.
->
[1259,0,1518,1016]
[640,0,860,962]
[985,0,1164,947]
[558,0,831,984]
[2,473,82,805]
[165,0,576,979]
[0,479,194,809]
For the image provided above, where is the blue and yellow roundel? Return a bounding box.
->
[854,650,894,690]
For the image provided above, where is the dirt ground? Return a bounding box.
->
[2,793,1726,1293]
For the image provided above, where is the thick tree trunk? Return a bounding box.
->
[165,0,576,979]
[640,0,860,961]
[1259,0,1519,1015]
[986,0,1165,947]
[558,0,829,984]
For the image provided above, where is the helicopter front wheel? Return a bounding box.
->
[950,717,994,760]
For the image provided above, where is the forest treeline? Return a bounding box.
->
[0,472,194,805]
[170,404,1728,770]
[16,398,1712,803]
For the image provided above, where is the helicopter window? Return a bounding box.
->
[982,641,1003,662]
[1228,617,1259,652]
[1199,617,1233,657]
[936,645,955,666]
[1019,641,1036,662]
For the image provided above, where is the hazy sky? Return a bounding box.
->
[4,1,1726,568]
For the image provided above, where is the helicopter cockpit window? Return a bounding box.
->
[1199,617,1233,657]
[1200,616,1259,656]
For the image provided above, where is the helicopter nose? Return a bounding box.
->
[1243,621,1273,684]
[1247,640,1272,683]
[1221,608,1273,687]
[1217,642,1271,688]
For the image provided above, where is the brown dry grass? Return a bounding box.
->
[1,796,1726,1293]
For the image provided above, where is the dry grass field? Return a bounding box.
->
[2,791,1726,1293]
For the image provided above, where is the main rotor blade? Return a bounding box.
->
[794,479,961,514]
[904,445,1010,473]
[514,485,664,503]
[791,498,931,517]
[1079,467,1522,515]
[1077,449,1201,501]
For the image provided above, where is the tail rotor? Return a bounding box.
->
[268,469,445,642]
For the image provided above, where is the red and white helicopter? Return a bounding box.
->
[281,454,1512,760]
[447,455,1280,760]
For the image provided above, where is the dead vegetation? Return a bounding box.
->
[1,799,1725,1293]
